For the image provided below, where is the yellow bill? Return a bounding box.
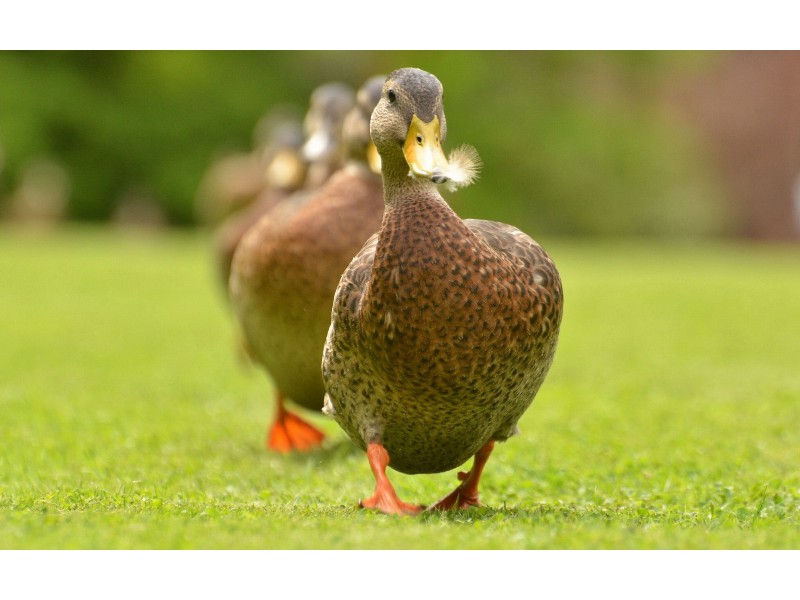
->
[403,114,481,191]
[366,141,382,174]
[265,148,306,190]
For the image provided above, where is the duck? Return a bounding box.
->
[298,81,358,190]
[229,75,386,452]
[321,68,563,515]
[211,115,307,294]
[213,83,355,296]
[195,107,305,227]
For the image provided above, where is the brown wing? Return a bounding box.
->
[465,219,562,293]
[329,231,380,328]
[322,231,379,404]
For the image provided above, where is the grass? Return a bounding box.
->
[1,225,799,550]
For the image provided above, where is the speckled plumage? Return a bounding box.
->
[322,68,563,479]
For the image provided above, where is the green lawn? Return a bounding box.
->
[1,225,798,549]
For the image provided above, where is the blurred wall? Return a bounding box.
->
[670,50,800,241]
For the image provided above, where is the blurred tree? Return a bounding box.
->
[0,50,732,236]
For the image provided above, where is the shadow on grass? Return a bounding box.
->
[241,437,363,465]
[415,503,620,524]
[415,505,535,523]
[286,438,363,465]
[238,432,361,460]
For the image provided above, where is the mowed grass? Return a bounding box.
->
[1,225,798,549]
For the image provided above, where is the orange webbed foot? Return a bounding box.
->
[428,479,482,511]
[267,394,325,453]
[428,440,495,512]
[360,489,424,516]
[359,442,423,516]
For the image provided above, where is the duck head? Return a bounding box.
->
[370,68,480,191]
[301,82,356,165]
[255,110,306,191]
[342,74,386,173]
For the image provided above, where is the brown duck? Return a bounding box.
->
[194,106,309,235]
[229,76,386,452]
[322,68,563,514]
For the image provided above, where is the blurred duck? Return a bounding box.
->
[299,82,358,190]
[210,118,305,295]
[229,76,385,452]
[321,68,563,514]
[212,83,355,295]
[195,106,306,227]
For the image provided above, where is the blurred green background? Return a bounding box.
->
[1,50,799,240]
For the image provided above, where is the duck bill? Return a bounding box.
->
[302,129,336,162]
[366,141,382,174]
[265,148,306,190]
[403,115,449,183]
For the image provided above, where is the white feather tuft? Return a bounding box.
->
[443,144,482,192]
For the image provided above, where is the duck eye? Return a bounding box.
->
[416,135,423,144]
[387,89,396,103]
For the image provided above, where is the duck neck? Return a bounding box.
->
[379,151,441,208]
[374,152,463,264]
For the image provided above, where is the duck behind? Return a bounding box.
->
[229,76,386,452]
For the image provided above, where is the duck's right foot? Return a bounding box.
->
[266,394,325,452]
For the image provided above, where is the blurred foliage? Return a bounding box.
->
[0,50,731,235]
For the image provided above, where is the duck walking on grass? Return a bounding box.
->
[322,68,563,515]
[229,76,385,452]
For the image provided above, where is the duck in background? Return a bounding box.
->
[211,114,307,293]
[195,106,305,228]
[229,75,385,452]
[298,82,357,191]
[203,82,355,297]
[230,81,356,287]
[322,68,563,515]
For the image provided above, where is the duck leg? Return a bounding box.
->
[266,391,326,452]
[429,440,495,510]
[360,443,424,516]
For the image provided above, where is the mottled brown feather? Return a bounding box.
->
[323,196,562,474]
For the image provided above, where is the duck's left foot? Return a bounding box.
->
[428,477,482,510]
[428,440,495,511]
